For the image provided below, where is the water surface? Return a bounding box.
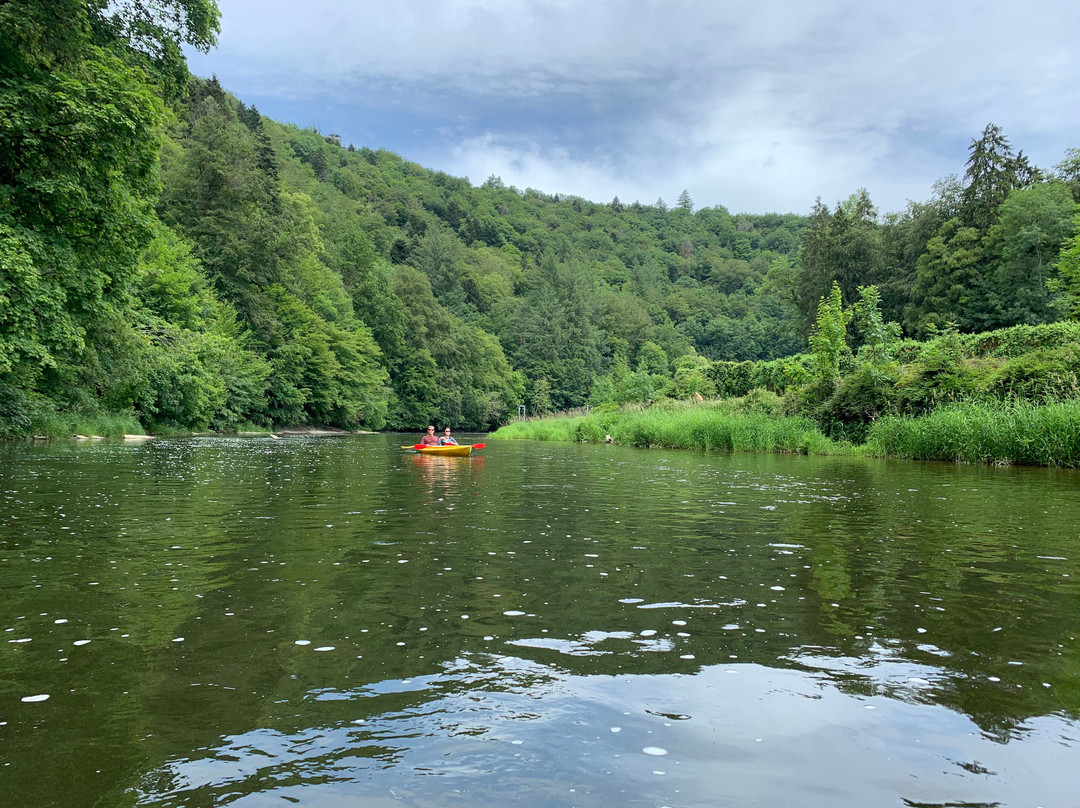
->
[1,434,1078,807]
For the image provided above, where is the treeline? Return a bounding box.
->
[2,1,1080,437]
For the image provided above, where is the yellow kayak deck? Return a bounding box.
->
[401,444,473,457]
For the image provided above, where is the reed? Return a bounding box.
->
[492,406,840,455]
[863,399,1080,467]
[30,411,144,439]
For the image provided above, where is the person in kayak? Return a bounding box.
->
[438,427,459,445]
[420,425,440,446]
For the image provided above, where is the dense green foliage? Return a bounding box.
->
[495,318,1080,466]
[2,3,1078,438]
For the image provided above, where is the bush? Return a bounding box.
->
[814,363,901,442]
[985,344,1080,401]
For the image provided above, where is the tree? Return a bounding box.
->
[412,225,467,311]
[905,218,986,335]
[510,255,604,409]
[961,123,1039,232]
[985,182,1077,327]
[797,191,882,334]
[0,0,219,423]
[852,285,900,365]
[158,80,286,343]
[1050,210,1080,319]
[808,282,852,382]
[677,189,694,212]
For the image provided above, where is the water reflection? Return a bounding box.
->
[137,654,1078,808]
[1,435,1078,807]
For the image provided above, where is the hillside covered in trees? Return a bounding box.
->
[3,1,1080,437]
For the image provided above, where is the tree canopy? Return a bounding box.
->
[2,2,1078,436]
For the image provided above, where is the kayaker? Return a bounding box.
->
[438,427,459,445]
[420,425,440,446]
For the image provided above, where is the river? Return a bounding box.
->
[1,433,1078,807]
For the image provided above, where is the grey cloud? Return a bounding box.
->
[191,0,1080,212]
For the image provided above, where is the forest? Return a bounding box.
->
[3,1,1080,438]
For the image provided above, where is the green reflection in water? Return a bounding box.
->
[1,434,1077,807]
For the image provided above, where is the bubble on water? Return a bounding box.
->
[988,676,1001,682]
[54,619,68,625]
[672,620,687,626]
[610,727,622,733]
[73,639,91,646]
[397,559,409,564]
[483,636,494,641]
[314,646,335,652]
[770,586,785,591]
[22,694,50,703]
[643,747,668,756]
[503,611,526,617]
[295,640,311,646]
[172,637,184,643]
[916,628,927,634]
[640,630,657,637]
[680,654,695,660]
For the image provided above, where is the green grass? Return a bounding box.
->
[493,398,1080,467]
[492,404,841,455]
[863,399,1080,467]
[29,411,144,439]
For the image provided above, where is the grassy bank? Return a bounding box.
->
[863,400,1080,467]
[492,398,1080,468]
[21,412,145,440]
[492,401,842,455]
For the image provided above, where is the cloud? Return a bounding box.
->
[190,0,1080,213]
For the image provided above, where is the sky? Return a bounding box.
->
[185,0,1080,215]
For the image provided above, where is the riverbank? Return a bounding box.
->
[11,417,376,442]
[490,398,1080,468]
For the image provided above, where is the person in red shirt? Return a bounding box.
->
[420,425,440,446]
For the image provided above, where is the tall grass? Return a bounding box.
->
[494,399,1080,467]
[492,406,840,455]
[29,411,144,439]
[863,400,1080,467]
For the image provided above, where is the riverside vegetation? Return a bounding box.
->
[492,317,1080,467]
[3,2,1080,457]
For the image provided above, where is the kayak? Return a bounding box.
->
[400,444,476,457]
